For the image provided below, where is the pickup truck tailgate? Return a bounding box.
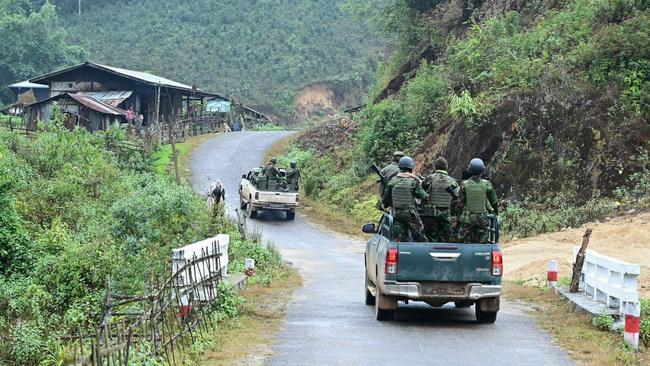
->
[257,191,297,204]
[396,243,495,282]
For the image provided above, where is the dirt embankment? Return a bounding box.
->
[503,211,650,298]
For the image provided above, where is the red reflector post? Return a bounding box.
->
[492,250,503,276]
[385,248,398,274]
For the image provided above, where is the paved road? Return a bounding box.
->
[190,131,573,366]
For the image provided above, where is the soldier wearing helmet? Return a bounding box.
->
[421,157,459,242]
[456,158,499,243]
[381,151,405,181]
[382,156,429,242]
[286,161,301,191]
[264,157,279,180]
[377,151,405,207]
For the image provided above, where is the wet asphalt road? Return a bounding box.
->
[190,131,573,366]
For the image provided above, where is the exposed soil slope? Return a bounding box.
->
[503,211,650,297]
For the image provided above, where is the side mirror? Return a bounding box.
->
[362,223,377,234]
[241,174,247,179]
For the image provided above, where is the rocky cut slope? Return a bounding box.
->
[367,1,648,201]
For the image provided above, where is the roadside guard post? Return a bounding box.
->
[245,258,256,277]
[624,302,641,350]
[547,260,558,288]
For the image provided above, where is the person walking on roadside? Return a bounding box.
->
[456,158,498,243]
[382,156,429,242]
[422,157,459,242]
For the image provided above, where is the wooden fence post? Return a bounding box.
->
[570,228,593,292]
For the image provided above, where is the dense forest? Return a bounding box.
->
[284,0,650,237]
[59,0,384,117]
[0,0,384,117]
[0,1,86,103]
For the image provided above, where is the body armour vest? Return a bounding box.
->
[463,179,488,213]
[392,176,417,209]
[428,172,454,208]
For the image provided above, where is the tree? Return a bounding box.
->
[0,1,87,103]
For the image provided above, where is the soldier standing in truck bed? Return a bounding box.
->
[456,158,499,243]
[264,157,279,179]
[286,161,301,190]
[382,156,429,242]
[381,151,405,184]
[422,157,459,242]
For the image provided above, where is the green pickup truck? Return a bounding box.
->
[363,213,502,322]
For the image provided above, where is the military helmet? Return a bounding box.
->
[398,156,415,170]
[290,161,297,168]
[278,169,287,177]
[270,157,277,164]
[393,151,405,158]
[468,158,485,175]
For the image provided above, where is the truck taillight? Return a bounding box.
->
[492,250,503,276]
[255,192,259,200]
[385,248,398,274]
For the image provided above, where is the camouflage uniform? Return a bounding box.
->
[421,170,458,242]
[456,177,498,243]
[383,173,429,242]
[264,162,279,179]
[286,167,301,189]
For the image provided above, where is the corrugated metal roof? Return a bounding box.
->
[8,80,49,89]
[93,63,194,90]
[67,93,127,116]
[88,90,133,100]
[87,91,133,107]
[206,100,231,113]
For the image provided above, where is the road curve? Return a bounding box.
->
[190,131,573,366]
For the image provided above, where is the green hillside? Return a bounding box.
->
[60,0,384,116]
[281,0,650,237]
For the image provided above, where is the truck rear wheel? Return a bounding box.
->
[286,211,296,220]
[246,204,257,219]
[375,293,395,321]
[365,272,375,306]
[475,306,498,324]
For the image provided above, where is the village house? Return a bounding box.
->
[23,62,221,130]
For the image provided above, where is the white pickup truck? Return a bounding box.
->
[239,168,299,220]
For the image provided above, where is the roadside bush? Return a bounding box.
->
[402,62,448,132]
[358,98,422,163]
[0,128,219,365]
[592,312,615,331]
[641,298,650,347]
[501,193,618,237]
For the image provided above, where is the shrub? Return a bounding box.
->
[641,298,649,347]
[592,312,615,331]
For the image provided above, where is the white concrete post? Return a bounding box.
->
[547,260,558,288]
[624,302,641,350]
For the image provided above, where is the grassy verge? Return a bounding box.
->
[504,282,648,365]
[152,133,221,180]
[199,269,301,365]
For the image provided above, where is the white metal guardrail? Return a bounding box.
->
[173,234,229,278]
[572,247,640,313]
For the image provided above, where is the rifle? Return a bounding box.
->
[445,186,459,201]
[371,163,388,186]
[371,163,389,211]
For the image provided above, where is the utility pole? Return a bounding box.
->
[169,118,181,186]
[228,88,248,131]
